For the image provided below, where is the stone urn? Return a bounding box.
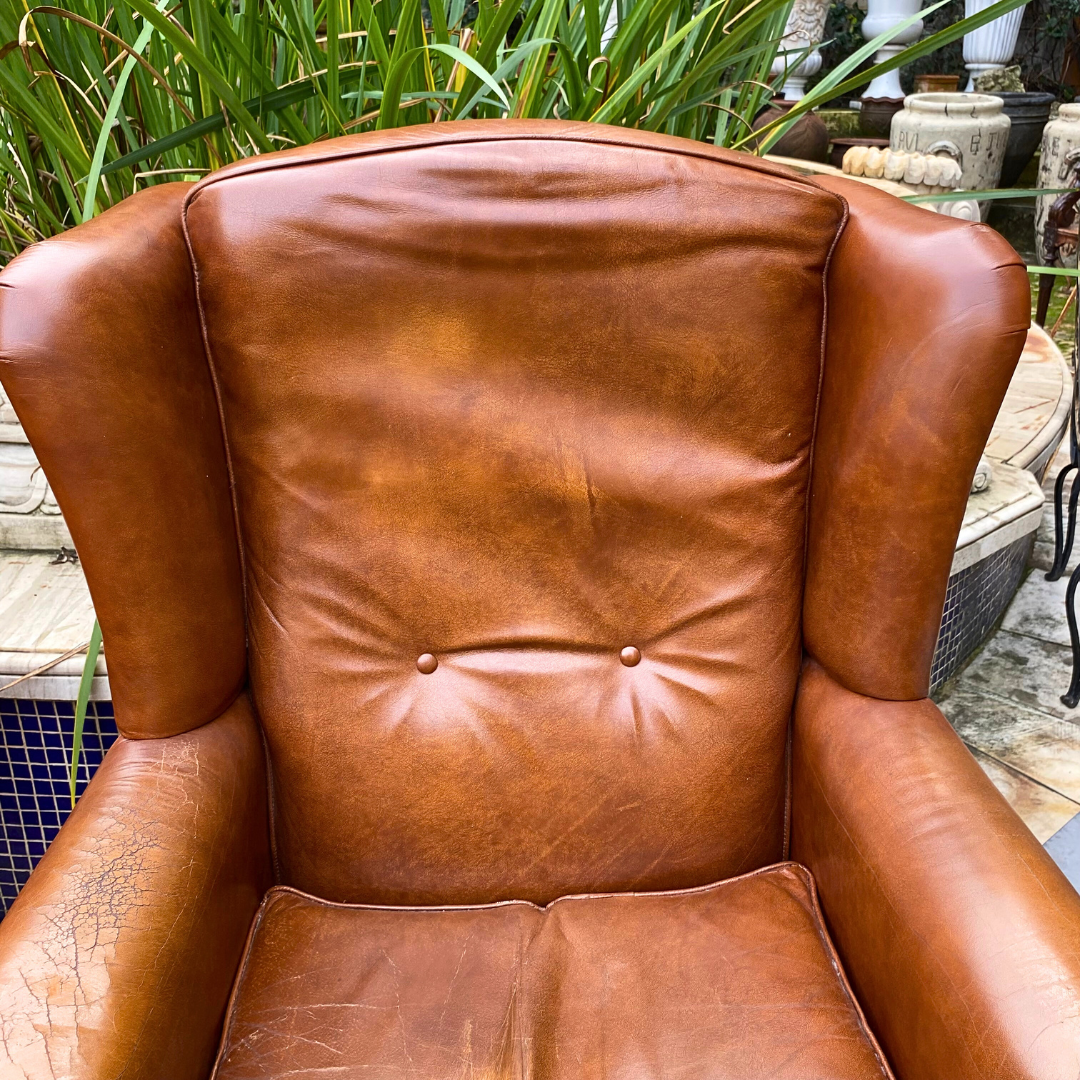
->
[769,0,832,100]
[891,93,1011,199]
[963,0,1028,91]
[1036,103,1080,268]
[994,91,1056,187]
[861,0,925,100]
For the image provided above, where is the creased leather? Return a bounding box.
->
[213,863,891,1080]
[182,121,845,905]
[0,696,271,1079]
[805,174,1030,700]
[0,182,246,738]
[0,121,1070,1078]
[792,659,1080,1080]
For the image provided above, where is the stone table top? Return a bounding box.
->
[985,323,1071,474]
[0,553,107,699]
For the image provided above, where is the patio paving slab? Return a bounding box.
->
[1000,572,1073,647]
[959,628,1080,721]
[938,441,1080,887]
[968,746,1080,843]
[944,685,1080,802]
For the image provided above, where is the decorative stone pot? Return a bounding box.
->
[751,101,830,162]
[1036,103,1080,268]
[770,0,831,101]
[891,93,1011,197]
[963,0,1028,91]
[861,0,924,100]
[994,91,1055,187]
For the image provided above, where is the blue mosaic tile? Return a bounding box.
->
[0,699,117,914]
[931,534,1034,692]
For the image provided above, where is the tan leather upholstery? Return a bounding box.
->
[213,866,890,1079]
[0,182,246,738]
[184,121,843,905]
[0,697,270,1078]
[806,175,1030,699]
[793,659,1080,1080]
[0,120,1076,1078]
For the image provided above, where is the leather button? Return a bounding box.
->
[416,653,438,674]
[620,646,641,667]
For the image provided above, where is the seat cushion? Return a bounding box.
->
[213,863,891,1079]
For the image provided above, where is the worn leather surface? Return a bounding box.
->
[0,121,1070,1077]
[183,121,845,905]
[792,659,1080,1080]
[805,174,1030,700]
[0,696,271,1079]
[213,863,891,1079]
[0,183,246,738]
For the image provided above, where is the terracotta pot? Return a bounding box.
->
[859,97,905,138]
[913,74,960,93]
[827,136,889,170]
[992,91,1055,187]
[751,101,829,163]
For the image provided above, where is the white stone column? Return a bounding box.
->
[861,0,924,100]
[770,0,832,100]
[962,0,1027,90]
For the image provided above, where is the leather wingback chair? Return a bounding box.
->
[0,120,1077,1080]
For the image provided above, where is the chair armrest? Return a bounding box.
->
[792,659,1080,1080]
[0,694,271,1079]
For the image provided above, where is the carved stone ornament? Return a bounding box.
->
[842,145,963,192]
[770,0,831,100]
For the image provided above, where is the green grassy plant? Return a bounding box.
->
[0,0,1028,261]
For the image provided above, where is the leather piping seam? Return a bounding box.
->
[801,864,897,1079]
[782,716,793,860]
[256,711,282,883]
[209,887,277,1078]
[789,190,849,853]
[179,204,251,648]
[250,859,826,913]
[183,130,849,209]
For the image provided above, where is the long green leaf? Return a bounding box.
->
[81,0,167,220]
[69,619,101,809]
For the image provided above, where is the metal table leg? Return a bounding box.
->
[1064,560,1080,709]
[1053,285,1080,704]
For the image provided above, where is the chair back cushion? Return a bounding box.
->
[182,122,845,904]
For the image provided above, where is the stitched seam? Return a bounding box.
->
[790,192,848,857]
[257,715,282,884]
[802,866,897,1079]
[179,200,250,654]
[803,195,849,574]
[184,130,841,210]
[782,717,793,860]
[256,860,809,914]
[209,890,279,1078]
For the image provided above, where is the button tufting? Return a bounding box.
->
[620,646,641,667]
[416,653,438,674]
